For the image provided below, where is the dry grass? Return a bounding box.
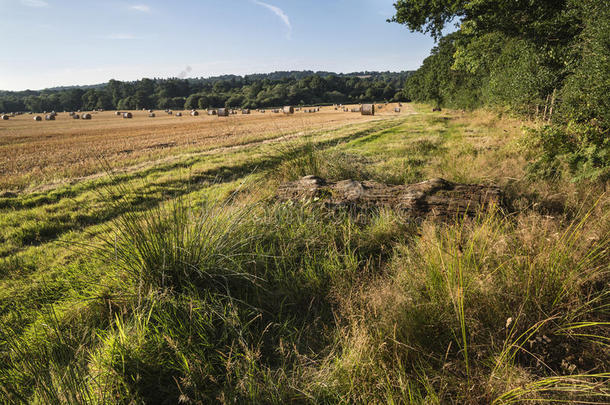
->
[0,104,408,191]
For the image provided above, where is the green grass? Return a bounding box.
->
[0,107,608,403]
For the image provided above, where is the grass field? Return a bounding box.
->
[0,104,607,404]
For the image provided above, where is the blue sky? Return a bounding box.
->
[0,0,442,91]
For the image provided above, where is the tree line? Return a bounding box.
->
[0,71,410,113]
[391,0,609,181]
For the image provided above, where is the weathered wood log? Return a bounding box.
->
[277,176,503,220]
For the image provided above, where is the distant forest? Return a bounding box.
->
[0,71,411,113]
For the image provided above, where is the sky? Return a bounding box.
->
[0,0,443,91]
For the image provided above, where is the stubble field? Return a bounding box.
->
[0,104,406,191]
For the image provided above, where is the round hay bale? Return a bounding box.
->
[283,106,294,114]
[394,107,401,113]
[241,109,250,114]
[82,113,92,119]
[190,110,199,116]
[207,109,217,116]
[1,115,9,120]
[217,108,229,117]
[361,104,375,116]
[34,115,42,121]
[149,113,156,117]
[176,112,183,117]
[123,112,132,119]
[148,109,154,113]
[45,114,55,121]
[115,111,122,116]
[167,110,173,115]
[73,114,80,119]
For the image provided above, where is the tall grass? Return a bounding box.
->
[312,203,609,403]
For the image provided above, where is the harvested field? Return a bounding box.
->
[0,104,409,191]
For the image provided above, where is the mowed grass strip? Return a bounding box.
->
[0,118,405,259]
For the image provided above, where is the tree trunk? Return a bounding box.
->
[277,176,504,221]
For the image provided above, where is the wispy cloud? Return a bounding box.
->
[20,0,49,7]
[252,0,292,39]
[130,4,151,13]
[105,33,139,40]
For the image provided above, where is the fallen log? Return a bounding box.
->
[277,176,503,220]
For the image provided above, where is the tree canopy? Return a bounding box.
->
[392,0,609,181]
[0,71,411,114]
